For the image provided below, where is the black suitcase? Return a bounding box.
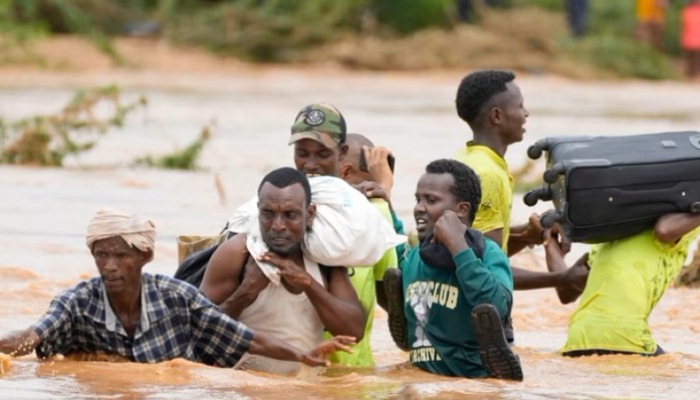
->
[523,130,700,244]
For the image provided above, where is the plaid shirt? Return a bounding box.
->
[31,273,253,367]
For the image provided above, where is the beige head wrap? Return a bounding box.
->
[86,209,157,261]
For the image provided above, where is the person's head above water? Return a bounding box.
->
[85,209,156,294]
[257,167,315,256]
[290,103,349,177]
[413,159,481,241]
[339,133,375,185]
[455,70,529,151]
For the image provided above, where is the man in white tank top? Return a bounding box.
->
[201,167,365,376]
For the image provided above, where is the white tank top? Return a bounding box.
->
[234,256,326,375]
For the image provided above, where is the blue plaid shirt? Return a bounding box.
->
[31,273,253,367]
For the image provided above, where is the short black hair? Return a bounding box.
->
[455,70,516,126]
[425,159,481,224]
[258,167,312,206]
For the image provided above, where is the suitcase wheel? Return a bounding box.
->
[543,162,565,184]
[527,144,543,160]
[540,211,561,228]
[527,138,551,160]
[543,169,559,184]
[691,202,700,213]
[523,189,540,207]
[523,186,552,207]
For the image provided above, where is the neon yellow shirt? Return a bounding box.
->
[561,226,700,354]
[454,142,514,252]
[324,198,398,366]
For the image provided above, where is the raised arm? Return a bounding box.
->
[654,213,700,244]
[434,211,509,316]
[200,234,268,319]
[544,239,589,304]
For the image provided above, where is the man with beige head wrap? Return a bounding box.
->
[0,208,355,367]
[85,209,157,262]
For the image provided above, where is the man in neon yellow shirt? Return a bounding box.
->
[545,213,700,356]
[326,133,398,366]
[453,70,589,342]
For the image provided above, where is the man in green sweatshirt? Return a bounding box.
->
[386,159,522,380]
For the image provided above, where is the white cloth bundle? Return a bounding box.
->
[227,176,407,285]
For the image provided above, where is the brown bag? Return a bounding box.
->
[176,234,228,265]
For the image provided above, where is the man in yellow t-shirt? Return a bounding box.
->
[453,70,588,291]
[324,133,398,366]
[453,70,590,342]
[544,213,700,356]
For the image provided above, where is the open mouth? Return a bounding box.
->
[415,217,428,230]
[305,173,321,177]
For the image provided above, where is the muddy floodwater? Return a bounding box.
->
[1,69,700,399]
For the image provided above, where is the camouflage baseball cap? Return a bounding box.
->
[289,103,347,148]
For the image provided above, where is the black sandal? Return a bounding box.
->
[471,303,523,381]
[383,268,409,352]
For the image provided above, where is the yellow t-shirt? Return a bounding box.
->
[323,198,398,366]
[561,226,700,354]
[454,142,514,252]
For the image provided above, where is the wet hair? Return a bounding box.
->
[258,167,312,206]
[425,159,481,224]
[455,70,516,126]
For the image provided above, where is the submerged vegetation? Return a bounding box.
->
[0,85,209,170]
[0,0,687,80]
[0,86,146,166]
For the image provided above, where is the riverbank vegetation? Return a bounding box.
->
[0,0,687,80]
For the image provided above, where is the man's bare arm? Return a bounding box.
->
[0,330,40,357]
[200,234,253,319]
[306,268,366,341]
[654,213,700,244]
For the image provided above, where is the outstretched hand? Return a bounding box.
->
[300,336,356,367]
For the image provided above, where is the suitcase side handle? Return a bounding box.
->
[606,182,699,209]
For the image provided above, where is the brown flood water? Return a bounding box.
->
[1,69,700,399]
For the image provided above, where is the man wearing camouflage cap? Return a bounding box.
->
[290,103,400,367]
[288,103,350,177]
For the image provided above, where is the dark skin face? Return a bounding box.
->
[492,81,529,145]
[293,139,348,177]
[92,236,150,295]
[258,182,316,256]
[414,173,471,241]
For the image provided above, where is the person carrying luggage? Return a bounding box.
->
[546,213,700,356]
